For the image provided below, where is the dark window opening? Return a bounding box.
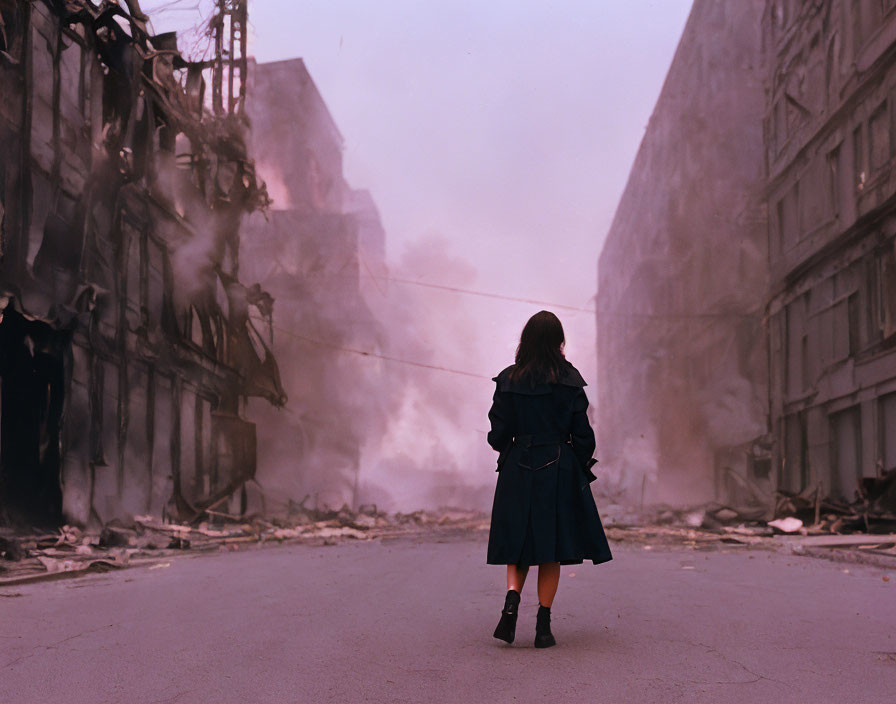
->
[830,406,862,501]
[880,392,896,474]
[784,412,809,492]
[751,456,771,481]
[800,334,809,390]
[0,9,7,54]
[32,194,83,278]
[847,292,860,354]
[0,2,23,61]
[853,124,866,191]
[879,241,896,340]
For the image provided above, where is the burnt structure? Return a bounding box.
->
[599,0,896,508]
[242,58,386,510]
[765,0,896,501]
[0,0,284,526]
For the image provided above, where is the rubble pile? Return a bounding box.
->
[774,469,896,534]
[0,505,489,584]
[602,482,896,566]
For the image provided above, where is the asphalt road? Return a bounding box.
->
[2,533,895,704]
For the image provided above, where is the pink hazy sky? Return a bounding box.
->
[144,0,692,392]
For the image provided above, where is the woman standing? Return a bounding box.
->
[487,311,612,647]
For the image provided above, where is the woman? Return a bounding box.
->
[487,310,612,648]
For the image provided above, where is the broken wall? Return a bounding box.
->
[243,58,387,510]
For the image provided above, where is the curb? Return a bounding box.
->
[792,546,896,571]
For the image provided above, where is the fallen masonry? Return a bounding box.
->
[601,498,896,569]
[0,505,490,585]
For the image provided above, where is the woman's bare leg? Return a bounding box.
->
[506,564,529,592]
[536,562,560,607]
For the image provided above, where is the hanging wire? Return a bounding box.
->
[249,315,491,380]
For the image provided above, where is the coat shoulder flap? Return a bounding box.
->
[492,364,550,395]
[557,364,587,388]
[492,363,587,395]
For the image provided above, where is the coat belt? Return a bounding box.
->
[513,434,569,471]
[512,434,570,448]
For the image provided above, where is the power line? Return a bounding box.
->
[381,275,595,313]
[249,315,490,380]
[255,221,759,320]
[292,270,761,321]
[380,276,761,319]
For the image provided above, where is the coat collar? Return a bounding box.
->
[492,363,587,394]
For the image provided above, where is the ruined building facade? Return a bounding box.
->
[598,0,896,507]
[0,1,284,526]
[242,58,387,510]
[766,0,896,501]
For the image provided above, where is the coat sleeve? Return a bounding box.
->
[570,388,596,468]
[487,387,514,453]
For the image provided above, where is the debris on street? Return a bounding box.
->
[0,505,489,585]
[600,493,896,569]
[767,517,803,533]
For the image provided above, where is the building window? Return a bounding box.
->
[778,181,800,252]
[826,36,840,102]
[854,124,866,191]
[785,295,809,396]
[0,8,7,54]
[827,144,842,217]
[0,2,24,61]
[880,392,896,473]
[784,412,809,493]
[848,292,860,354]
[869,101,889,172]
[878,241,896,339]
[830,406,862,501]
[831,288,859,362]
[800,333,810,390]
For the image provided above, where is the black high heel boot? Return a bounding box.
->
[493,589,521,643]
[534,604,556,648]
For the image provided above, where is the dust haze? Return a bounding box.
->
[139,0,693,512]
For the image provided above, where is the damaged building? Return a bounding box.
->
[765,0,896,504]
[596,0,769,505]
[0,0,285,527]
[598,0,896,510]
[241,58,387,510]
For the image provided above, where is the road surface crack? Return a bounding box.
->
[2,623,117,670]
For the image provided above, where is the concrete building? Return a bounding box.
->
[0,1,283,526]
[765,0,896,501]
[599,0,896,509]
[596,0,769,505]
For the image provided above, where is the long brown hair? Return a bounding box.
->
[508,310,569,384]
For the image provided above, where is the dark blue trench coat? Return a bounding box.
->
[486,363,613,567]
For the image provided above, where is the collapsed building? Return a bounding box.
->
[598,0,896,511]
[241,58,387,510]
[0,0,286,527]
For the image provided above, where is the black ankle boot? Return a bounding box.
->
[534,604,556,648]
[493,589,521,643]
